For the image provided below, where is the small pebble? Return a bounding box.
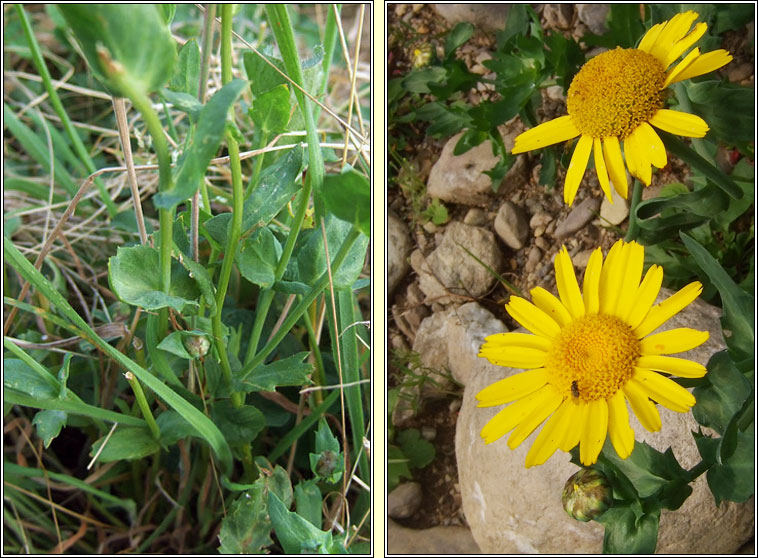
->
[421,426,437,441]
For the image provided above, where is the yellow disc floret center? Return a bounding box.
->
[567,47,666,140]
[546,314,641,402]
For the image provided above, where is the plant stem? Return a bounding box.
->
[125,372,160,439]
[213,3,245,409]
[624,179,643,242]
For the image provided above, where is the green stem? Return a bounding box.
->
[125,371,160,439]
[107,72,174,337]
[198,4,217,103]
[313,4,341,124]
[214,3,245,410]
[624,179,643,242]
[15,4,118,217]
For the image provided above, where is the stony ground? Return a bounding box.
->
[386,3,754,552]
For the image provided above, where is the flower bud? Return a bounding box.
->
[561,468,612,522]
[184,335,210,359]
[412,43,433,68]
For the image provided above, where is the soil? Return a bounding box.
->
[387,3,754,533]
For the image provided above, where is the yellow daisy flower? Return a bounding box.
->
[477,239,710,467]
[513,11,733,205]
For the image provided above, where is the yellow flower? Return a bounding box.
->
[513,11,733,206]
[477,240,709,467]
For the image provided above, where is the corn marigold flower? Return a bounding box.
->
[512,11,733,206]
[477,240,709,467]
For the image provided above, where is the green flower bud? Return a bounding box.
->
[412,43,434,68]
[184,335,210,359]
[561,468,612,522]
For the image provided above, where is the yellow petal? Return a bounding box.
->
[633,367,696,411]
[626,264,664,329]
[636,122,667,169]
[506,296,562,339]
[479,332,552,368]
[649,109,709,138]
[637,21,665,53]
[663,22,707,68]
[669,49,733,84]
[559,399,586,452]
[476,368,549,407]
[593,138,614,202]
[634,281,703,338]
[639,328,710,355]
[555,246,585,319]
[582,247,604,315]
[507,385,562,449]
[525,401,573,467]
[636,355,708,378]
[623,379,662,432]
[602,135,628,199]
[613,241,645,321]
[512,115,581,154]
[480,388,547,444]
[564,135,593,206]
[598,239,625,315]
[579,398,608,466]
[530,286,573,328]
[625,127,652,186]
[649,11,700,63]
[663,47,701,88]
[607,390,635,459]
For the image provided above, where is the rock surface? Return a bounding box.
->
[554,197,601,240]
[410,222,502,305]
[494,201,529,250]
[388,211,412,298]
[387,519,482,554]
[599,187,630,226]
[431,4,510,33]
[427,132,503,206]
[452,294,754,554]
[388,482,424,519]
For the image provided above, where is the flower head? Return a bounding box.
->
[513,11,733,205]
[476,240,709,467]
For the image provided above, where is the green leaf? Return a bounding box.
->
[160,89,203,121]
[597,505,659,554]
[268,490,347,554]
[154,79,248,209]
[211,401,265,446]
[309,418,344,484]
[32,409,67,448]
[218,484,274,553]
[169,38,200,97]
[156,331,193,360]
[4,359,58,399]
[160,4,176,24]
[156,410,199,446]
[90,426,161,462]
[297,215,369,289]
[294,479,322,528]
[322,166,370,237]
[445,22,473,58]
[248,84,291,137]
[203,146,303,245]
[108,245,200,312]
[396,428,435,469]
[693,351,751,434]
[243,50,288,97]
[387,444,413,492]
[58,5,176,96]
[414,100,472,137]
[453,128,488,155]
[602,440,690,499]
[236,351,313,392]
[680,233,755,361]
[684,81,754,143]
[237,227,282,288]
[705,428,754,505]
